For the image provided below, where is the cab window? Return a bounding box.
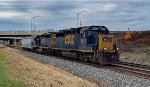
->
[81,31,86,38]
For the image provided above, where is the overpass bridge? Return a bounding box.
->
[0,32,45,46]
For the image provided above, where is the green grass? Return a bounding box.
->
[145,47,150,52]
[140,46,150,53]
[0,53,25,87]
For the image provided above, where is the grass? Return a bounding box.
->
[144,46,150,52]
[0,53,25,87]
[120,52,150,63]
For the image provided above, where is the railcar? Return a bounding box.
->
[21,35,40,51]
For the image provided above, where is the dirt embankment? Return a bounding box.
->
[0,45,98,87]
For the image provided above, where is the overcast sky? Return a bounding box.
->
[0,0,149,31]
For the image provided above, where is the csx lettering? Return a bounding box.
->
[65,35,74,45]
[102,37,112,42]
[51,37,56,45]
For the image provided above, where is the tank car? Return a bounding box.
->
[21,35,40,51]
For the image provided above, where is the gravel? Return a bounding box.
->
[22,51,150,87]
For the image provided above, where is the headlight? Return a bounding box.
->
[116,48,119,50]
[104,48,107,50]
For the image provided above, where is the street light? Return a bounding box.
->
[77,11,86,27]
[31,16,39,33]
[33,16,39,32]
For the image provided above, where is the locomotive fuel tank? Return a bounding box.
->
[62,52,77,59]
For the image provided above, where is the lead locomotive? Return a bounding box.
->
[22,25,119,65]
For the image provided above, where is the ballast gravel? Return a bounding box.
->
[22,51,150,87]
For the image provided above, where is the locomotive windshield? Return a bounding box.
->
[92,26,109,34]
[99,26,109,34]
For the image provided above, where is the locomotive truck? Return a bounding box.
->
[21,25,119,65]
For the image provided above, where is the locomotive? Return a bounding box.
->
[21,25,119,65]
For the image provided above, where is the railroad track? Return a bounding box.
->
[119,61,150,69]
[112,62,150,79]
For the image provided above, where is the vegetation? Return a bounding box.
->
[113,31,150,63]
[113,31,150,53]
[0,53,25,87]
[144,47,150,52]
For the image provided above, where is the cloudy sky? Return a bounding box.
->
[0,0,149,31]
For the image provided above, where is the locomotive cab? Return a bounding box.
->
[79,25,119,65]
[79,26,109,52]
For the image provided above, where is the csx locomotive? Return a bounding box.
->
[21,25,119,65]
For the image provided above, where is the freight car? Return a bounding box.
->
[22,25,119,65]
[21,35,40,51]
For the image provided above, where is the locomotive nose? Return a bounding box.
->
[96,34,119,65]
[98,35,114,52]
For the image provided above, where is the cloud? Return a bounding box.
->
[128,20,143,25]
[76,2,117,13]
[0,12,23,18]
[0,0,149,31]
[0,2,10,5]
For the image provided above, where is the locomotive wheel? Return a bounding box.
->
[80,54,83,61]
[82,55,85,61]
[81,55,84,61]
[92,57,96,63]
[115,52,120,62]
[83,54,88,62]
[87,54,91,62]
[47,50,51,55]
[98,53,105,65]
[52,50,55,56]
[79,54,81,61]
[44,49,46,55]
[77,54,80,60]
[34,48,37,53]
[58,50,62,57]
[49,49,53,55]
[77,53,81,61]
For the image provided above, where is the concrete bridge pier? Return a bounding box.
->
[1,39,21,47]
[13,39,17,46]
[15,39,21,46]
[2,40,10,45]
[11,39,21,46]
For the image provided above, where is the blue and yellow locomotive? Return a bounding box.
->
[22,25,119,65]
